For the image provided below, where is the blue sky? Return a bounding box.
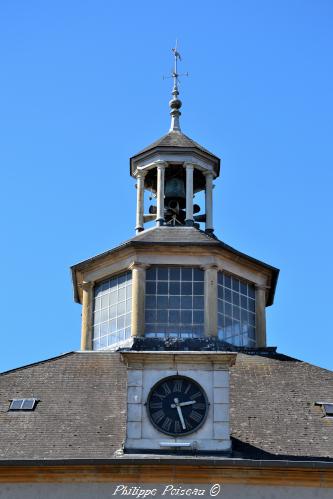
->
[0,1,332,372]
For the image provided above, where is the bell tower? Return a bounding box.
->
[131,47,219,234]
[71,47,279,454]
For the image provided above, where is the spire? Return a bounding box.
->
[169,41,184,132]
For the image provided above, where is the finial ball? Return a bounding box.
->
[169,98,182,110]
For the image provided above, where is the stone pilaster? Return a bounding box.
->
[135,171,145,233]
[203,264,218,337]
[255,284,267,347]
[204,171,214,233]
[80,281,94,351]
[156,161,166,226]
[130,263,148,337]
[184,162,194,226]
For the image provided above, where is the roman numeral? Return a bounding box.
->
[161,417,172,432]
[150,402,163,409]
[189,391,202,400]
[184,418,193,430]
[174,420,181,433]
[184,384,191,394]
[193,402,206,410]
[152,409,165,424]
[189,410,203,423]
[161,382,171,395]
[173,380,183,392]
[154,392,166,400]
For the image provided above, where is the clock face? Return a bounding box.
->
[146,375,208,436]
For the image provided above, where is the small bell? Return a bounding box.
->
[164,177,186,199]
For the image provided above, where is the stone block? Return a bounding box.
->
[214,403,229,422]
[198,438,231,451]
[127,386,142,404]
[127,370,143,387]
[127,403,142,422]
[127,422,141,439]
[213,422,229,439]
[213,387,229,403]
[213,370,229,387]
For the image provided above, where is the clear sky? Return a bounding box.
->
[0,1,332,372]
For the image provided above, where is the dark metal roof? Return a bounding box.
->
[130,130,221,176]
[132,130,218,158]
[1,350,333,461]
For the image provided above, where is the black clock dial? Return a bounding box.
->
[146,375,208,436]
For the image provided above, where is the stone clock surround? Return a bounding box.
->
[121,351,236,453]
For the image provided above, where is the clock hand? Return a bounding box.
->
[170,400,196,408]
[178,400,196,407]
[172,398,186,430]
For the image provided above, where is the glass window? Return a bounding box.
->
[217,271,256,347]
[92,271,132,350]
[145,266,204,339]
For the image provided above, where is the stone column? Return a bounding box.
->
[203,264,218,337]
[135,171,145,234]
[130,263,147,337]
[80,281,94,351]
[255,285,267,347]
[184,162,194,226]
[156,161,166,226]
[204,172,214,233]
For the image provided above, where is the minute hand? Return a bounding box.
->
[171,400,196,408]
[179,400,196,407]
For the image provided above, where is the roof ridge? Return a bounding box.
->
[0,351,75,376]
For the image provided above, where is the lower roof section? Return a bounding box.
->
[0,349,332,461]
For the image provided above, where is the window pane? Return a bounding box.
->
[157,282,168,295]
[169,295,180,309]
[146,295,156,308]
[169,310,180,323]
[193,295,204,309]
[146,281,156,294]
[181,296,192,309]
[92,271,132,350]
[193,269,204,281]
[157,296,168,309]
[144,266,204,338]
[181,282,192,295]
[193,282,204,295]
[170,267,180,280]
[146,267,156,280]
[181,268,192,281]
[158,268,169,280]
[181,310,192,324]
[169,282,180,295]
[217,271,256,347]
[118,287,126,302]
[193,310,204,324]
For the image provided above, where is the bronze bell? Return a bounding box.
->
[164,177,186,199]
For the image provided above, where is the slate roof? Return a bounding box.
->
[1,350,333,461]
[131,226,220,244]
[131,130,219,160]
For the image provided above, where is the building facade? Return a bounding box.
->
[1,52,333,498]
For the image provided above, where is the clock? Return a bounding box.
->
[146,375,209,436]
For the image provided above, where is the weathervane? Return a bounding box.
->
[164,41,188,132]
